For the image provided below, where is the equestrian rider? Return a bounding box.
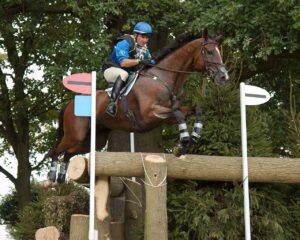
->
[103,21,155,117]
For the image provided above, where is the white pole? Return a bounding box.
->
[89,71,97,240]
[240,82,251,240]
[130,132,136,181]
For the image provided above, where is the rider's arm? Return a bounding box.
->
[115,40,140,68]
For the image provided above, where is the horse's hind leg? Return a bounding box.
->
[56,128,111,183]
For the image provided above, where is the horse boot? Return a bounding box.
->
[57,161,69,184]
[47,161,58,182]
[105,76,125,117]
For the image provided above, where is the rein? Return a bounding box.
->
[144,40,224,74]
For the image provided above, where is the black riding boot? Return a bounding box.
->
[106,76,125,117]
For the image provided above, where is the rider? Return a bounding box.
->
[103,21,155,117]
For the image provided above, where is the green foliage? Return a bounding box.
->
[163,79,273,157]
[168,181,300,240]
[1,181,89,240]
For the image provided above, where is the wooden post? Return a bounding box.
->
[124,178,144,240]
[35,226,61,240]
[69,214,89,240]
[95,176,111,240]
[144,155,168,240]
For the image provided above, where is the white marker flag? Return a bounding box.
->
[240,82,270,240]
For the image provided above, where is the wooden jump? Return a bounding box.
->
[68,152,300,184]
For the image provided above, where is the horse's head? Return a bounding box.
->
[193,29,229,85]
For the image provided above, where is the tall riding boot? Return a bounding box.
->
[106,76,125,117]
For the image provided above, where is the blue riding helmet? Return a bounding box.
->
[133,21,153,35]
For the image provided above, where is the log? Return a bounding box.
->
[69,153,300,183]
[124,178,144,240]
[95,176,110,223]
[110,222,125,240]
[143,155,168,240]
[110,176,125,197]
[69,214,89,240]
[35,226,61,240]
[67,156,89,183]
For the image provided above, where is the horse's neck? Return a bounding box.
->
[156,39,200,95]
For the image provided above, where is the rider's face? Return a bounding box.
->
[135,34,149,47]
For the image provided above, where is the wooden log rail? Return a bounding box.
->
[68,152,300,183]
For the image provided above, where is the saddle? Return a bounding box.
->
[105,72,139,98]
[105,72,140,129]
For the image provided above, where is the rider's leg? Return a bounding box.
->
[104,67,128,117]
[106,76,125,116]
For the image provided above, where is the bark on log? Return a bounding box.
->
[110,176,125,197]
[69,153,300,183]
[110,222,125,240]
[69,214,89,240]
[143,155,168,240]
[35,226,61,240]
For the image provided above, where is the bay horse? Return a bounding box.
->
[44,29,229,183]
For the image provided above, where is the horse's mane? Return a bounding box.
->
[153,32,203,62]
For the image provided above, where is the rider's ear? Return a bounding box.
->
[215,35,224,45]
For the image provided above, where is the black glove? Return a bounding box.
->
[139,59,151,65]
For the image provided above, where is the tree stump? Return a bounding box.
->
[69,214,89,240]
[35,226,61,240]
[144,155,168,240]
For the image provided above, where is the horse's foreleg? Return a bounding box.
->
[190,106,203,145]
[173,109,190,156]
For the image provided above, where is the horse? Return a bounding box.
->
[44,29,229,184]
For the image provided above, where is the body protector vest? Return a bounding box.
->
[103,34,151,72]
[103,34,136,71]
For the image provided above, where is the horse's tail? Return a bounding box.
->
[42,104,67,161]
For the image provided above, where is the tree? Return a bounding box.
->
[0,0,185,212]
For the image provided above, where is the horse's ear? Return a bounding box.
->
[215,35,224,45]
[203,28,208,41]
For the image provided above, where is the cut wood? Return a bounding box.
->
[143,155,168,240]
[95,176,110,223]
[69,214,89,240]
[35,226,61,240]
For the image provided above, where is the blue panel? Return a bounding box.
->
[74,95,91,116]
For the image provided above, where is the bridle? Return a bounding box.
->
[144,39,225,75]
[200,40,227,80]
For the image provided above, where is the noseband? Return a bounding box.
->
[200,40,227,79]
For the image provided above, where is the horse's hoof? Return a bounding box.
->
[173,143,184,157]
[57,173,66,184]
[48,171,57,182]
